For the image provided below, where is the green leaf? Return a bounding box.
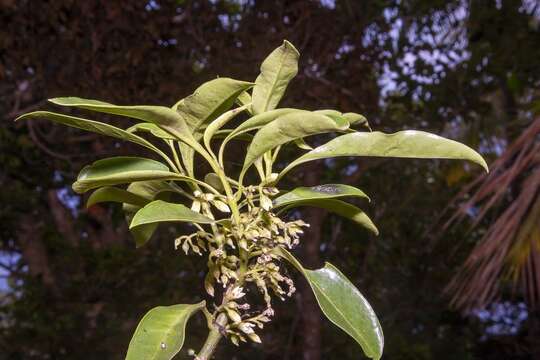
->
[252,40,300,114]
[235,91,253,114]
[241,111,349,177]
[343,112,368,127]
[218,108,297,163]
[16,111,165,154]
[122,181,179,247]
[204,173,225,192]
[130,200,214,229]
[127,123,176,140]
[174,78,254,130]
[293,138,313,150]
[274,184,370,207]
[279,198,378,235]
[203,105,248,151]
[87,186,149,208]
[126,180,180,201]
[72,157,193,194]
[279,130,489,180]
[125,301,205,360]
[277,249,384,360]
[49,97,198,150]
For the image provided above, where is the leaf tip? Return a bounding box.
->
[71,182,85,194]
[282,39,300,56]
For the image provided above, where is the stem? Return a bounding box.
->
[167,140,186,174]
[196,313,228,360]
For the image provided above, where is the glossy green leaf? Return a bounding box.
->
[127,123,176,140]
[174,78,254,130]
[49,97,198,147]
[279,198,378,235]
[125,301,205,360]
[16,111,165,153]
[241,111,350,177]
[279,130,489,180]
[130,200,214,229]
[277,249,384,360]
[87,186,149,208]
[72,157,193,194]
[252,40,299,114]
[274,184,370,207]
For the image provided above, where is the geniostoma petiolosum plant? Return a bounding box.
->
[17,40,488,360]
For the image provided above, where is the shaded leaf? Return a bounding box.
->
[87,186,149,208]
[203,105,248,151]
[127,123,175,140]
[279,198,378,235]
[252,40,299,114]
[277,249,384,360]
[279,130,489,180]
[122,181,179,247]
[125,301,205,360]
[235,91,253,114]
[130,200,214,229]
[204,173,225,192]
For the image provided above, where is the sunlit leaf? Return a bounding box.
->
[48,97,198,147]
[274,184,370,207]
[174,77,254,130]
[278,130,489,180]
[125,301,205,360]
[130,200,214,229]
[241,111,349,177]
[72,157,195,194]
[277,248,384,360]
[343,112,368,127]
[16,111,164,154]
[252,40,299,114]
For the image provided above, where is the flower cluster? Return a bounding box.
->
[174,184,309,345]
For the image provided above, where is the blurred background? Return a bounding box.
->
[1,0,540,359]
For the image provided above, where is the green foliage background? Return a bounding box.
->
[1,0,539,359]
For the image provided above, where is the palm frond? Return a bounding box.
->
[444,117,540,311]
